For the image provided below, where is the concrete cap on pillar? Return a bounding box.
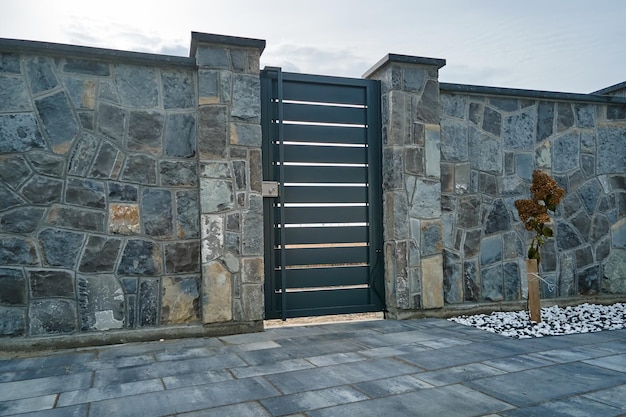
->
[363,53,446,78]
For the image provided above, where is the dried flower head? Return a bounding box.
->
[515,170,565,263]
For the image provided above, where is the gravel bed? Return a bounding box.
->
[449,303,626,338]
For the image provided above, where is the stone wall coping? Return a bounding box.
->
[592,80,626,95]
[0,38,196,68]
[441,82,626,104]
[363,53,447,78]
[190,32,266,56]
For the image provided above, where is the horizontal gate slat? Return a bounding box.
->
[277,246,368,267]
[284,124,366,144]
[278,265,370,289]
[283,103,366,125]
[280,226,369,245]
[283,186,367,203]
[272,288,372,310]
[282,81,366,105]
[281,144,366,164]
[280,206,368,224]
[283,165,367,183]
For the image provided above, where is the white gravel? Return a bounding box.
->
[448,303,626,338]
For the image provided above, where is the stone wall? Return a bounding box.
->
[438,84,626,307]
[0,33,265,341]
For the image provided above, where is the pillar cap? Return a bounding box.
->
[363,53,446,78]
[190,32,266,57]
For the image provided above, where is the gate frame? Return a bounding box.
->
[261,67,384,320]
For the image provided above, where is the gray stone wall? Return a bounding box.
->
[0,33,265,340]
[439,86,626,306]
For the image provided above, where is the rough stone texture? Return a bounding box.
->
[165,113,196,157]
[603,250,626,293]
[162,276,200,324]
[108,203,140,235]
[0,155,32,189]
[138,278,160,326]
[421,255,443,309]
[34,91,80,154]
[128,110,164,155]
[117,239,162,276]
[29,299,77,335]
[0,206,45,233]
[0,306,26,336]
[142,188,173,238]
[38,228,85,268]
[77,274,124,331]
[29,270,75,298]
[79,236,121,273]
[164,241,200,273]
[115,64,159,108]
[0,268,26,305]
[202,260,232,323]
[0,76,33,113]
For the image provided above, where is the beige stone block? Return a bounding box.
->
[202,261,232,323]
[108,203,140,235]
[162,276,200,324]
[199,96,219,105]
[421,254,443,309]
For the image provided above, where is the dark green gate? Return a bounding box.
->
[261,68,384,319]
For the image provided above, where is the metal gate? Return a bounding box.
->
[261,68,384,319]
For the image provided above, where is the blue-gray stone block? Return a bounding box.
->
[164,113,196,157]
[27,151,65,177]
[97,103,126,142]
[34,91,80,154]
[0,268,26,305]
[483,199,511,235]
[0,155,31,190]
[139,278,160,326]
[551,132,580,173]
[108,182,138,202]
[480,234,502,266]
[503,262,520,300]
[536,102,554,142]
[242,195,263,255]
[66,178,106,209]
[503,110,534,151]
[597,126,626,174]
[482,107,501,136]
[481,264,503,301]
[457,196,481,228]
[115,64,159,108]
[421,221,442,257]
[571,210,592,239]
[577,178,602,215]
[79,236,122,273]
[25,56,58,94]
[128,110,164,155]
[0,53,21,73]
[21,175,63,205]
[440,119,468,162]
[78,274,124,331]
[557,103,575,131]
[464,229,482,258]
[29,269,75,298]
[443,250,462,303]
[90,142,122,179]
[164,241,200,273]
[0,183,23,211]
[142,188,173,237]
[198,106,228,159]
[29,299,78,335]
[556,220,583,250]
[63,58,110,75]
[578,265,600,294]
[515,153,534,180]
[0,113,45,153]
[0,306,26,336]
[416,80,440,124]
[0,75,32,113]
[469,126,502,173]
[231,74,260,121]
[46,205,105,232]
[176,190,199,239]
[0,237,38,265]
[575,104,595,128]
[68,132,99,176]
[441,94,466,118]
[160,161,197,187]
[38,228,85,268]
[490,97,519,112]
[121,155,157,185]
[464,259,479,301]
[161,69,195,109]
[118,239,162,276]
[0,206,45,233]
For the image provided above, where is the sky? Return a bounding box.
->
[1,0,625,94]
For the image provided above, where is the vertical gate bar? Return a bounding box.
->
[277,69,288,320]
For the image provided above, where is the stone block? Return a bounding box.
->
[90,142,123,179]
[574,245,593,269]
[537,102,554,142]
[242,257,263,283]
[99,80,119,102]
[117,239,162,276]
[597,126,626,174]
[160,161,198,187]
[483,199,511,235]
[421,220,442,257]
[29,299,78,335]
[165,241,200,273]
[66,178,106,209]
[108,182,138,202]
[424,124,441,178]
[415,80,440,124]
[139,278,160,326]
[387,91,411,145]
[0,155,31,189]
[463,229,482,258]
[612,218,626,249]
[236,284,264,321]
[384,191,409,240]
[164,113,196,157]
[503,231,523,259]
[571,211,592,239]
[481,264,504,301]
[0,76,32,113]
[443,250,462,304]
[405,147,424,176]
[27,151,65,177]
[77,274,124,331]
[35,91,79,154]
[0,114,46,156]
[232,74,261,121]
[38,228,85,268]
[233,160,247,190]
[0,268,26,305]
[196,46,230,68]
[63,58,110,76]
[162,276,200,324]
[0,306,26,336]
[551,132,580,174]
[0,52,20,73]
[231,122,262,147]
[383,147,403,189]
[21,175,63,205]
[421,255,443,309]
[602,250,626,293]
[455,163,471,194]
[202,260,232,323]
[441,94,466,118]
[464,259,480,301]
[29,269,75,298]
[109,203,140,235]
[25,56,58,94]
[68,132,99,176]
[121,154,157,185]
[46,205,105,232]
[480,234,502,266]
[482,106,501,136]
[201,162,231,178]
[198,106,228,159]
[202,215,224,262]
[575,104,595,128]
[198,70,219,104]
[0,183,22,211]
[162,69,195,109]
[115,64,159,108]
[393,241,410,309]
[242,195,263,255]
[0,207,45,233]
[79,236,122,273]
[440,119,468,162]
[200,179,234,213]
[97,103,126,142]
[606,105,626,120]
[250,149,262,192]
[578,265,600,295]
[557,103,575,131]
[556,220,583,250]
[558,251,576,297]
[457,195,481,228]
[469,126,502,174]
[503,262,521,300]
[62,76,96,110]
[128,110,164,155]
[176,190,200,239]
[407,177,441,219]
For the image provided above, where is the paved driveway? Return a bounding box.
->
[1,318,625,416]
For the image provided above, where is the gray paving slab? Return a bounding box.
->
[500,395,623,417]
[351,374,434,398]
[230,358,315,379]
[2,404,87,417]
[176,401,271,417]
[56,378,164,407]
[161,369,233,389]
[414,362,507,386]
[0,395,57,416]
[482,354,556,372]
[582,383,626,409]
[528,344,617,364]
[0,372,92,402]
[260,386,369,416]
[585,353,626,372]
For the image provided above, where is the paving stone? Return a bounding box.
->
[0,394,57,416]
[414,363,506,386]
[261,386,369,416]
[501,395,623,417]
[0,372,92,402]
[230,358,315,379]
[352,374,434,398]
[582,383,626,410]
[176,401,271,417]
[57,379,163,407]
[161,369,233,390]
[483,354,555,372]
[584,354,626,373]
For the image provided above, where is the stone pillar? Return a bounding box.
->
[364,54,446,317]
[191,33,266,325]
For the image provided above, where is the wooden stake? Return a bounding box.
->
[526,259,541,323]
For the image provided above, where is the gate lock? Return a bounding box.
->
[262,181,279,197]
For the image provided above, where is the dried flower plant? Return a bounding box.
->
[514,170,565,264]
